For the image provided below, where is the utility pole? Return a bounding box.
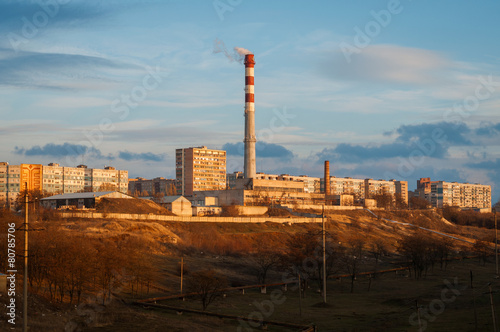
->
[489,284,497,332]
[495,208,498,277]
[180,257,184,294]
[322,205,326,303]
[415,300,422,332]
[298,272,302,317]
[23,182,28,332]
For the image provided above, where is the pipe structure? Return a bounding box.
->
[244,54,256,179]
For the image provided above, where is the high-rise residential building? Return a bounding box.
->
[0,162,128,208]
[328,177,366,201]
[128,177,176,196]
[176,146,226,196]
[415,178,491,209]
[395,180,409,204]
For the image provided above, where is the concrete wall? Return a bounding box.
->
[192,206,222,216]
[282,204,364,212]
[364,199,377,208]
[58,212,320,223]
[236,206,268,215]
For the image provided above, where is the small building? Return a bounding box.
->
[159,195,192,216]
[40,191,132,209]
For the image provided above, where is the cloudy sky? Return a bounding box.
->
[1,0,499,202]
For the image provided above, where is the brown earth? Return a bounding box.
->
[95,197,174,215]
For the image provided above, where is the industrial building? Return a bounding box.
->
[40,191,132,210]
[0,162,128,208]
[175,146,226,196]
[415,177,491,210]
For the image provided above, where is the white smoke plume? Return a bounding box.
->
[234,47,251,55]
[213,38,251,64]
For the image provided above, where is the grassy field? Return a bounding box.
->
[155,259,500,332]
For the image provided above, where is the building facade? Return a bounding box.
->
[227,172,408,205]
[0,162,128,208]
[176,146,226,196]
[322,177,408,204]
[128,177,176,196]
[416,178,491,209]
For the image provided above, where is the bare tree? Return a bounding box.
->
[370,238,389,266]
[372,193,393,209]
[398,231,436,278]
[395,194,408,210]
[186,269,227,310]
[409,196,431,209]
[249,240,281,284]
[282,230,340,296]
[473,238,491,266]
[341,235,365,293]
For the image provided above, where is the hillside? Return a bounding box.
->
[2,208,497,331]
[95,197,174,215]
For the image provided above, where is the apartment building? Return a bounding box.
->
[279,174,321,193]
[321,177,407,204]
[418,178,491,209]
[176,146,226,196]
[0,162,128,208]
[395,180,409,204]
[328,177,366,201]
[415,178,491,209]
[128,177,176,196]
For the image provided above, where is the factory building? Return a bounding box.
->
[0,162,128,208]
[176,146,226,196]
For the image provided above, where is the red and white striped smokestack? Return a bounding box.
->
[244,54,256,179]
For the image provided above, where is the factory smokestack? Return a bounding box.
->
[324,160,330,195]
[244,53,256,179]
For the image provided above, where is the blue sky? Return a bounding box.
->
[1,0,499,202]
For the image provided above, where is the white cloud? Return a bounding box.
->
[325,44,450,85]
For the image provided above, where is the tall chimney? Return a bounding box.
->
[244,54,256,179]
[324,160,330,195]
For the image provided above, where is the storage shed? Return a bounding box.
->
[159,196,192,216]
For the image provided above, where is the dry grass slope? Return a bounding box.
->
[96,197,174,215]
